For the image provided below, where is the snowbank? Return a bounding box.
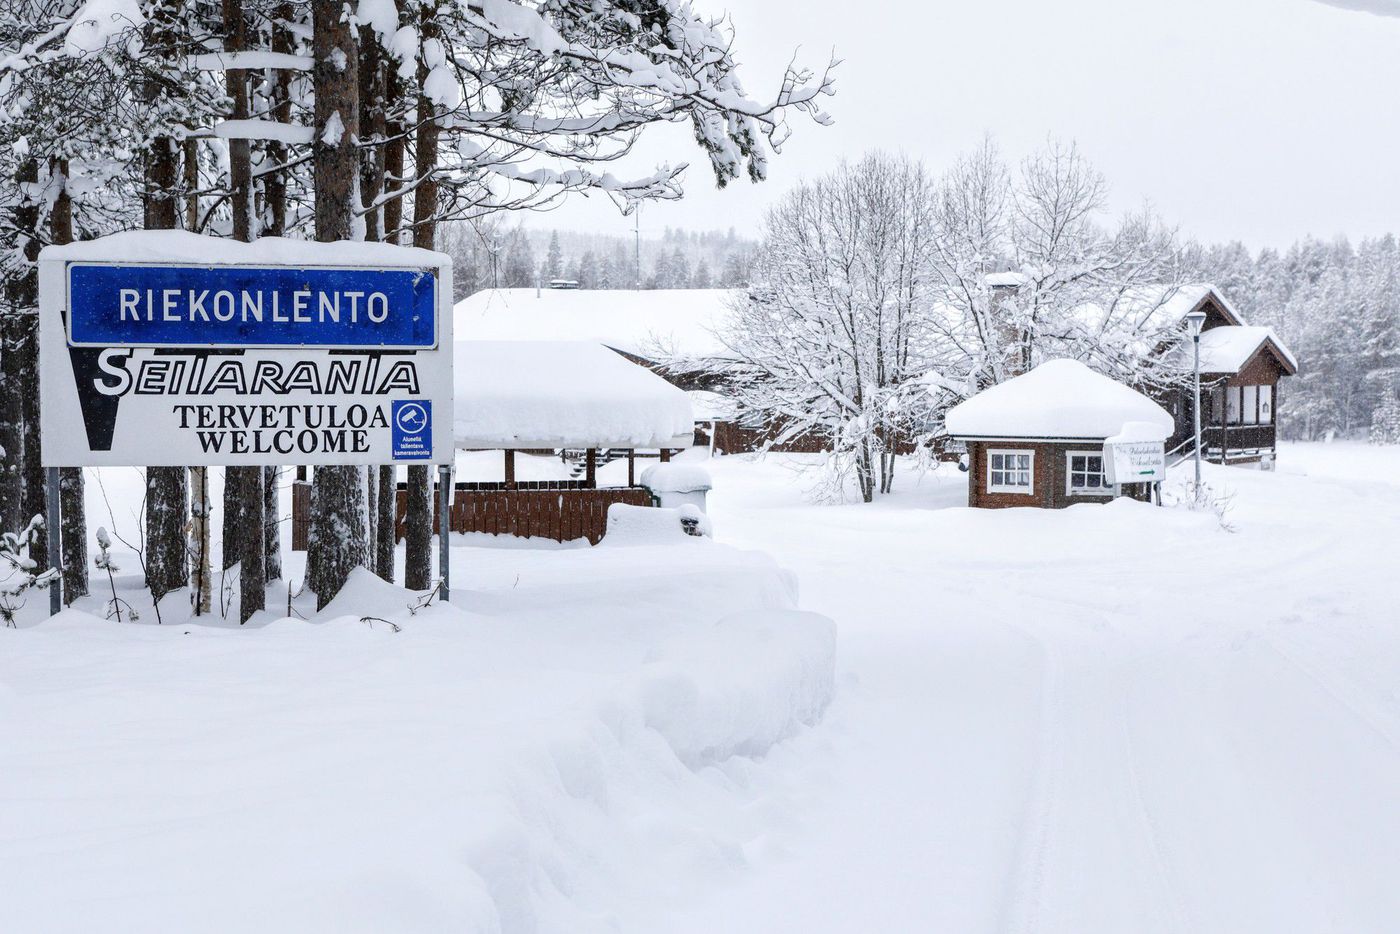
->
[453,340,694,449]
[945,359,1174,440]
[0,535,834,933]
[604,502,713,542]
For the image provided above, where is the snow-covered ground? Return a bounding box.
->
[637,442,1400,933]
[5,442,1400,931]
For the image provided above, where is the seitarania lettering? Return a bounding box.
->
[117,288,391,325]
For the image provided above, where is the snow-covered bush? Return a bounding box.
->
[94,526,137,623]
[1369,389,1400,444]
[0,515,59,627]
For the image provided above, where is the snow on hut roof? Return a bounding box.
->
[453,288,737,361]
[453,341,694,450]
[1197,325,1299,375]
[1072,283,1247,336]
[944,359,1175,440]
[984,271,1028,288]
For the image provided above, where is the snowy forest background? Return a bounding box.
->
[475,223,1400,445]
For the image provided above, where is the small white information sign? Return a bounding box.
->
[1104,440,1166,485]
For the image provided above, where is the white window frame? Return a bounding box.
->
[987,448,1035,494]
[1065,450,1115,497]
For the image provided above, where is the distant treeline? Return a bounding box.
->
[1191,235,1400,441]
[441,222,757,300]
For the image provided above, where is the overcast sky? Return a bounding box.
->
[533,0,1400,251]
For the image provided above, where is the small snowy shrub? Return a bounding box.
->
[0,515,60,627]
[94,527,138,623]
[1166,481,1237,532]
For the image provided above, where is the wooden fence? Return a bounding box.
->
[291,480,654,549]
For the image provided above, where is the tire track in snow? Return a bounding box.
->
[1261,636,1400,756]
[1118,671,1198,934]
[993,631,1063,934]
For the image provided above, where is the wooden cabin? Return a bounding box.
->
[1152,287,1298,463]
[944,360,1175,509]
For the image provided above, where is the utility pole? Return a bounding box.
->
[634,205,642,289]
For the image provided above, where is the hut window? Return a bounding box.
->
[1242,385,1259,425]
[1225,386,1242,424]
[987,450,1033,493]
[1066,451,1112,495]
[1260,385,1273,424]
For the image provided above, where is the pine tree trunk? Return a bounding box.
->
[401,1,441,592]
[51,159,88,601]
[0,313,25,534]
[307,0,367,609]
[375,465,395,580]
[142,0,189,602]
[235,465,265,623]
[403,464,431,590]
[17,318,43,556]
[59,468,88,602]
[264,466,281,581]
[7,157,47,569]
[264,2,294,236]
[221,470,241,570]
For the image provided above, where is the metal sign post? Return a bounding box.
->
[46,467,62,615]
[438,463,451,602]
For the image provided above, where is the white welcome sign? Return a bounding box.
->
[39,232,454,467]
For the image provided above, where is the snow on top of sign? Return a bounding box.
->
[1106,420,1172,445]
[454,340,693,449]
[40,229,449,269]
[944,359,1175,440]
[1198,325,1299,374]
[453,287,737,361]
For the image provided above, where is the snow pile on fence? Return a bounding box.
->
[453,287,737,360]
[944,358,1175,439]
[0,535,834,932]
[640,462,713,493]
[453,340,694,449]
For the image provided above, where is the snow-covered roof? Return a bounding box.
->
[1131,283,1245,330]
[944,359,1175,440]
[453,288,737,361]
[1073,283,1246,337]
[454,341,694,450]
[1197,325,1299,375]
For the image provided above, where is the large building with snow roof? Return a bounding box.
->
[1147,285,1297,463]
[945,359,1175,509]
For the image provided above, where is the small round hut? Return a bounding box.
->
[944,360,1174,509]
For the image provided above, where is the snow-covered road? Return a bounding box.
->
[641,444,1400,933]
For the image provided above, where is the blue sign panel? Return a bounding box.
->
[67,263,436,348]
[391,399,432,460]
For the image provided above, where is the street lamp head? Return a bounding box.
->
[1185,310,1207,337]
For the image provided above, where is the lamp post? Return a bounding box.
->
[1185,309,1208,490]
